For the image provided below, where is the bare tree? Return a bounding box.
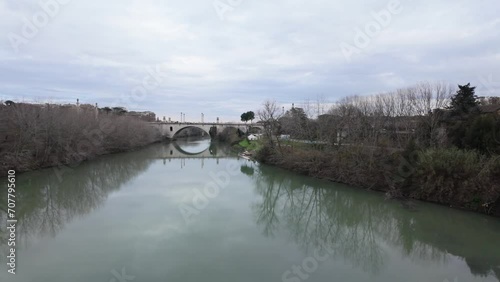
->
[323,82,452,150]
[1,102,160,173]
[413,82,453,147]
[258,100,284,151]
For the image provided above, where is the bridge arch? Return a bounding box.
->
[248,126,263,134]
[218,125,247,135]
[171,125,213,139]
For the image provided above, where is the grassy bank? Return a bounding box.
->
[255,143,500,217]
[237,138,262,151]
[0,103,160,174]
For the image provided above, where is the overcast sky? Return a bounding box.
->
[1,0,499,122]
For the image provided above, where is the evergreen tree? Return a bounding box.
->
[241,112,249,123]
[241,111,256,123]
[247,111,255,123]
[463,115,500,154]
[448,83,479,116]
[446,83,500,153]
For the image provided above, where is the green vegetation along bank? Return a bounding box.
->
[254,82,500,216]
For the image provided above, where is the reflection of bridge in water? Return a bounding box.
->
[156,140,232,159]
[156,140,250,169]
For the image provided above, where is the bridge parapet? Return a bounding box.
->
[149,122,263,139]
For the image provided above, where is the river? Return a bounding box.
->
[1,139,499,282]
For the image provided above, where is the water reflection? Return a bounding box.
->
[158,139,230,159]
[250,164,500,280]
[0,141,230,250]
[240,164,255,176]
[0,146,157,249]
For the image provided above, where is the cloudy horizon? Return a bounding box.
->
[1,0,499,122]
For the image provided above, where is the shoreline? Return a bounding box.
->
[0,140,164,177]
[251,144,500,218]
[2,137,217,176]
[266,161,500,218]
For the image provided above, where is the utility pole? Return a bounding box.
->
[180,112,183,122]
[201,113,204,123]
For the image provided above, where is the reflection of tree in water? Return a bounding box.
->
[209,142,218,156]
[240,165,255,176]
[252,164,500,280]
[252,169,387,273]
[0,146,157,252]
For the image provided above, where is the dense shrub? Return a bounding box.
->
[409,148,500,214]
[257,144,394,191]
[463,115,500,154]
[257,144,500,216]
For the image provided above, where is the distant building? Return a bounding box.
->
[127,111,156,122]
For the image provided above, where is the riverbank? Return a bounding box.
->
[0,103,161,175]
[253,142,500,217]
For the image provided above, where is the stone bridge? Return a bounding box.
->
[150,122,263,139]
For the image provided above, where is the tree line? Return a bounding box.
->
[0,102,160,173]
